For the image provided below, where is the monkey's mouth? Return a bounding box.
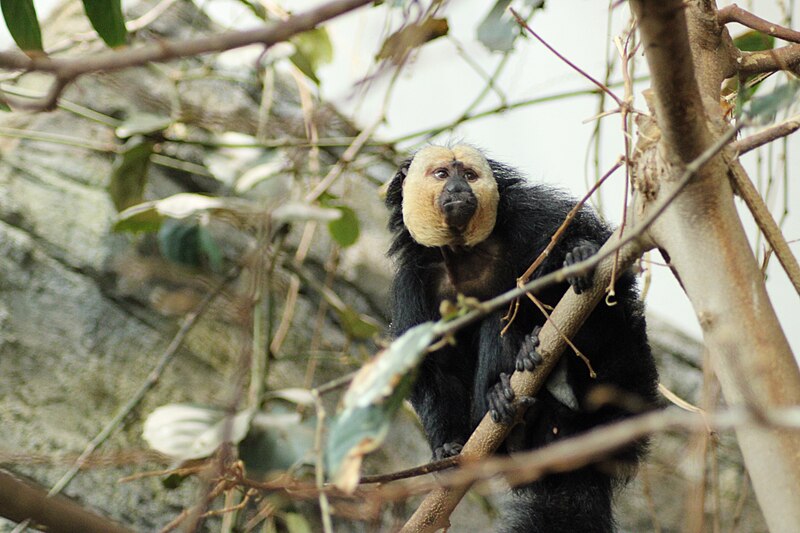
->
[440,195,477,230]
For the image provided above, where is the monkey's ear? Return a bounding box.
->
[385,158,413,208]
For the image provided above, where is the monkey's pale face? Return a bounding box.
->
[402,145,499,247]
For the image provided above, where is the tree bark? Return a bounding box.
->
[631,1,800,531]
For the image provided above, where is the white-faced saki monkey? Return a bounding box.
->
[385,144,659,533]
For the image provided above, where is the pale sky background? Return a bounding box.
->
[2,0,798,356]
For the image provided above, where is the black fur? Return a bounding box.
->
[386,157,659,532]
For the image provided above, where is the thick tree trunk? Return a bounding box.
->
[632,1,800,531]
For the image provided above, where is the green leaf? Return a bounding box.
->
[112,204,163,233]
[108,136,154,211]
[158,219,222,270]
[196,223,223,272]
[733,30,774,52]
[747,80,800,123]
[81,0,127,47]
[0,100,10,112]
[161,473,188,490]
[377,17,449,63]
[327,205,359,248]
[289,28,333,84]
[115,113,172,138]
[239,407,316,475]
[142,404,254,461]
[335,306,380,340]
[1,0,43,52]
[477,0,515,52]
[284,513,313,533]
[326,322,436,490]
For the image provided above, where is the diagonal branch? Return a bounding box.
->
[0,470,133,533]
[0,0,373,111]
[726,157,800,297]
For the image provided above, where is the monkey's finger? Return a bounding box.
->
[500,373,514,400]
[487,390,497,412]
[530,326,542,346]
[524,354,537,372]
[497,398,514,423]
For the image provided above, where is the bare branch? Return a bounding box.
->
[0,470,133,533]
[718,4,800,44]
[725,156,800,297]
[359,456,460,485]
[732,114,800,154]
[421,406,800,496]
[0,0,373,111]
[632,2,800,530]
[739,43,800,76]
[631,0,714,164]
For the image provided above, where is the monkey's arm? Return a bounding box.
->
[389,264,473,459]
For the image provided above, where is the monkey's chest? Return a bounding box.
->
[434,240,511,301]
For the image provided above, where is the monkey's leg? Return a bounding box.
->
[409,360,472,460]
[498,467,614,533]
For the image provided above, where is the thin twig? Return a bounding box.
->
[305,117,381,202]
[509,8,623,106]
[504,155,620,334]
[312,391,334,533]
[359,456,460,485]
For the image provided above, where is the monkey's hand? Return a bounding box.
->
[564,242,600,294]
[432,441,463,461]
[488,372,537,425]
[516,326,543,372]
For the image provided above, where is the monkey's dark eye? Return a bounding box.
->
[433,168,448,180]
[464,170,478,181]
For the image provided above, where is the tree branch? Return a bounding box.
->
[732,113,800,154]
[0,0,373,111]
[631,2,800,532]
[725,156,800,297]
[631,0,714,164]
[718,4,800,43]
[0,470,133,533]
[739,43,800,76]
